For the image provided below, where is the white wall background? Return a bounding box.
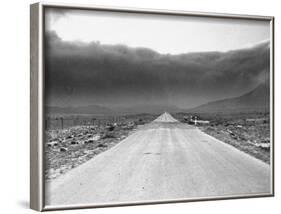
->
[0,0,279,213]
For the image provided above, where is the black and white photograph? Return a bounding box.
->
[41,5,273,208]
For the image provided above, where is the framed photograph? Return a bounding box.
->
[30,2,274,211]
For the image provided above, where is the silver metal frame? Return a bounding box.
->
[30,2,275,211]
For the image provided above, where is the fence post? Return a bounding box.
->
[92,118,96,126]
[60,117,64,129]
[45,118,48,130]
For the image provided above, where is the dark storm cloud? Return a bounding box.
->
[45,31,270,108]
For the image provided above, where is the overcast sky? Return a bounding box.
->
[45,8,270,54]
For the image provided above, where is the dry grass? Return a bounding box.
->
[174,112,271,164]
[44,124,136,180]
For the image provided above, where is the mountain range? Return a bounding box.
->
[46,104,183,116]
[188,81,270,113]
[46,81,270,115]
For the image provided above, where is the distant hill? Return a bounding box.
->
[46,105,112,115]
[120,104,183,115]
[188,81,270,113]
[46,104,183,116]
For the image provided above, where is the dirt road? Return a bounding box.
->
[45,112,271,206]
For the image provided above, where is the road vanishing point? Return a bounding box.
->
[46,112,271,207]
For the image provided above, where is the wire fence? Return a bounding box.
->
[45,116,126,130]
